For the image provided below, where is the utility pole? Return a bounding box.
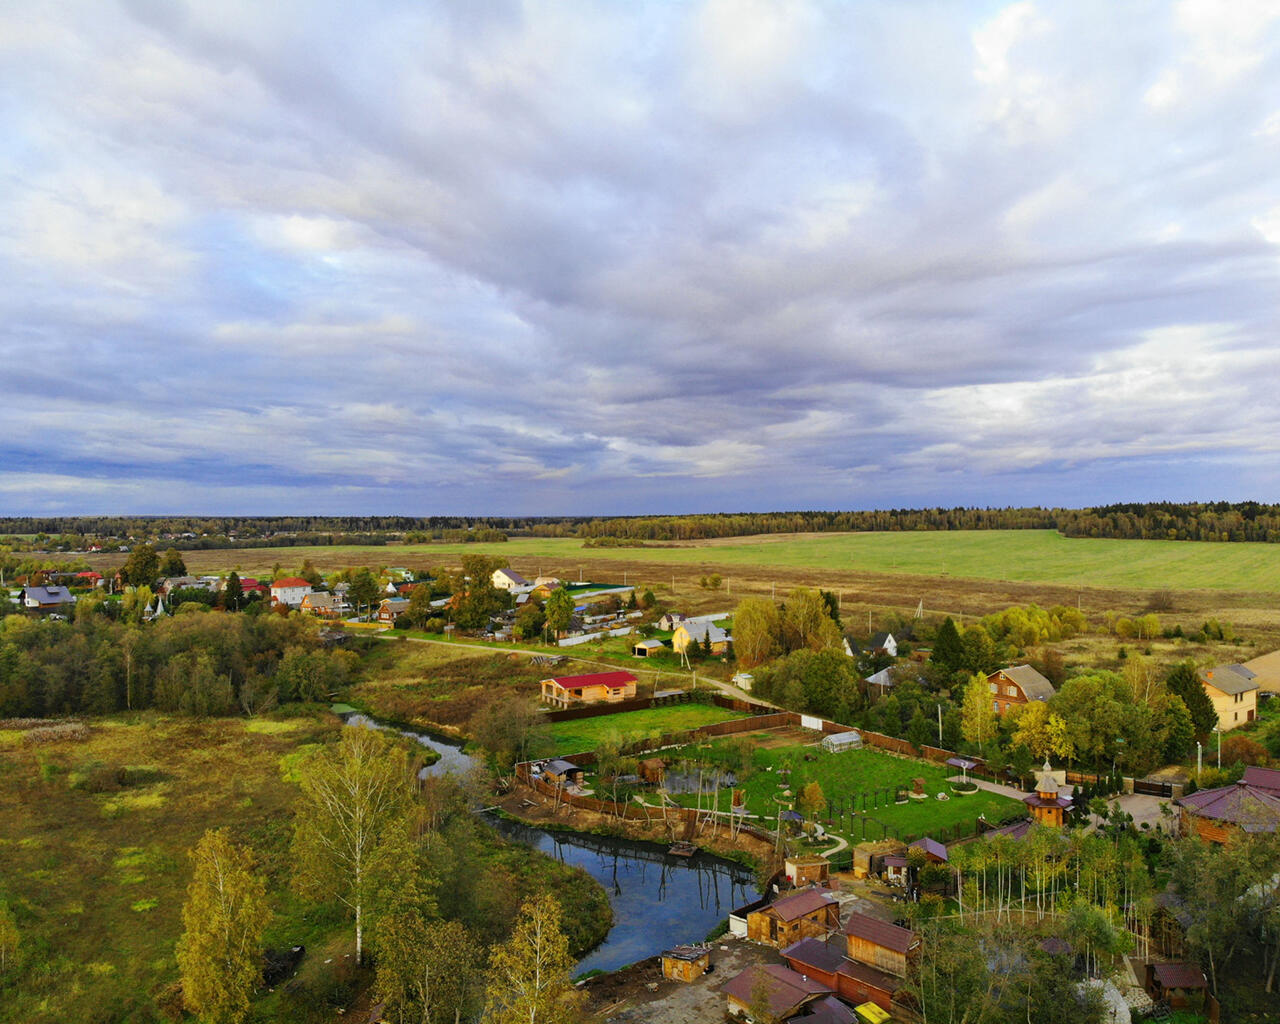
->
[1196,741,1202,778]
[937,703,943,745]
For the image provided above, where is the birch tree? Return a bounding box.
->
[291,727,412,964]
[176,829,271,1024]
[482,893,582,1024]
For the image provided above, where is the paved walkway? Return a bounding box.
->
[946,774,1027,800]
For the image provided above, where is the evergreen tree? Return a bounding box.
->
[931,617,964,673]
[159,548,187,577]
[1166,661,1217,735]
[223,572,244,612]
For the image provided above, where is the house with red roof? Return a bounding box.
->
[269,577,313,608]
[539,670,637,709]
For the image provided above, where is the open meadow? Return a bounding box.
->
[546,703,750,756]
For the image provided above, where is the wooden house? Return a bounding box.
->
[723,964,832,1021]
[540,670,638,708]
[746,888,840,948]
[1145,962,1208,1010]
[784,855,831,888]
[660,945,710,982]
[1200,665,1259,731]
[842,911,919,978]
[377,597,410,623]
[1176,767,1280,843]
[986,665,1055,715]
[632,638,666,657]
[781,936,901,1013]
[300,592,347,618]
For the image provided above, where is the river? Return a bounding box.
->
[339,711,761,973]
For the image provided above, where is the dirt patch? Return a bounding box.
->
[582,936,781,1024]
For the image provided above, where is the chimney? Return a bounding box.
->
[1207,670,1213,679]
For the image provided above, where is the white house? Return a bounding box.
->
[269,577,313,608]
[492,568,530,591]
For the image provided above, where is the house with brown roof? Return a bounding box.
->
[781,935,902,1013]
[745,888,840,948]
[722,963,832,1021]
[1199,664,1259,731]
[1144,962,1208,1010]
[540,670,637,709]
[1177,765,1280,842]
[987,665,1056,715]
[300,592,348,618]
[841,910,919,978]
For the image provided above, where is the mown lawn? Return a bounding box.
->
[547,703,751,755]
[664,739,1023,843]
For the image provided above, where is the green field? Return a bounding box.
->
[547,703,750,755]
[155,530,1280,592]
[664,738,1023,842]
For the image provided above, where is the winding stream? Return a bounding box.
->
[339,711,761,973]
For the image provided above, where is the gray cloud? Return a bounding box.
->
[2,0,1279,515]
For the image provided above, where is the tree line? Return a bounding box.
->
[13,501,1280,549]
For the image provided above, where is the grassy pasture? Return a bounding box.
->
[664,738,1023,841]
[0,711,344,1024]
[85,529,1280,592]
[546,703,751,756]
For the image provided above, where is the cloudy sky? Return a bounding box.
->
[3,1,1279,516]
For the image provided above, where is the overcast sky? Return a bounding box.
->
[3,1,1279,516]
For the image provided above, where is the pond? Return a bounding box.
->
[338,710,761,972]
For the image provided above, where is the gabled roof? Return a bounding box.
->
[721,964,830,1017]
[792,994,859,1024]
[994,664,1056,701]
[865,667,895,688]
[1243,765,1280,795]
[764,888,838,922]
[544,670,638,690]
[870,632,894,647]
[676,620,729,643]
[1153,962,1207,989]
[909,837,948,862]
[842,910,917,953]
[1200,664,1259,696]
[493,568,529,584]
[23,585,76,604]
[271,577,311,588]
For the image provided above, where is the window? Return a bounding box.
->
[1006,685,1018,696]
[989,683,997,693]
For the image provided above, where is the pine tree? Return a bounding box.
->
[931,617,964,673]
[176,829,271,1024]
[224,572,244,612]
[483,893,582,1024]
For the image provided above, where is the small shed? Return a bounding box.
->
[822,731,862,753]
[633,638,666,657]
[541,759,585,786]
[639,757,666,784]
[661,944,710,982]
[785,855,831,887]
[1146,962,1208,1009]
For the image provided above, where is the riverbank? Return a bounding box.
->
[491,779,777,872]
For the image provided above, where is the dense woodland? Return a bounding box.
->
[10,500,1280,549]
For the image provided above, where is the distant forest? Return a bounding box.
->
[7,501,1280,547]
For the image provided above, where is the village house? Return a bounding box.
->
[1176,765,1280,842]
[657,611,689,631]
[671,619,731,655]
[300,592,348,618]
[745,888,840,948]
[377,597,410,623]
[867,632,898,657]
[784,855,831,888]
[1199,664,1259,731]
[1144,962,1209,1011]
[21,585,77,611]
[723,963,833,1021]
[269,577,312,608]
[987,664,1056,715]
[539,670,638,708]
[659,944,710,982]
[491,567,529,591]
